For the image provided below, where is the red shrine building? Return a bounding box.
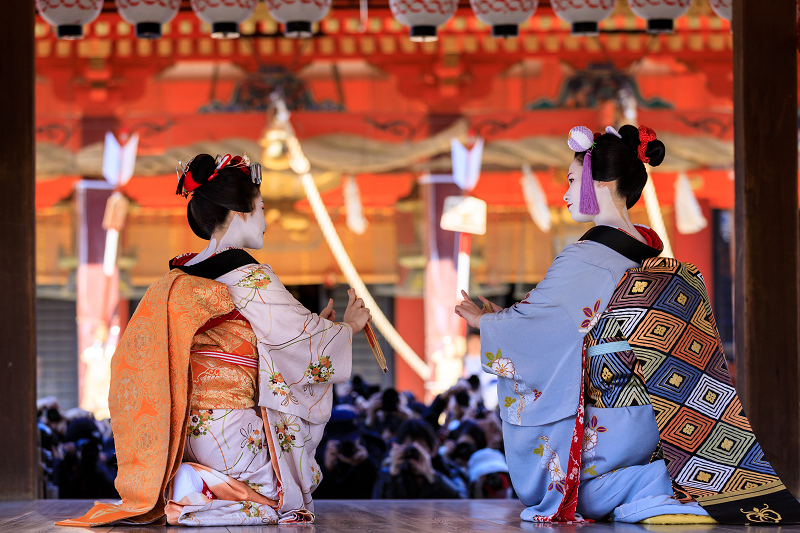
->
[32,0,789,411]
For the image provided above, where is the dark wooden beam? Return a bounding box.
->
[733,0,800,494]
[0,0,37,500]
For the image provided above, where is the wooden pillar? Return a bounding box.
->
[0,0,37,500]
[733,0,800,493]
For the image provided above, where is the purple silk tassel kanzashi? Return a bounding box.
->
[579,149,599,215]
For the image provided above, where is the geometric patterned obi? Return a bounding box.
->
[585,319,651,409]
[589,256,800,524]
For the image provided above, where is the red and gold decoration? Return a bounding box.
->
[265,0,333,38]
[115,0,181,39]
[551,0,615,36]
[389,0,458,42]
[628,0,693,34]
[35,0,102,40]
[190,0,258,39]
[470,0,538,38]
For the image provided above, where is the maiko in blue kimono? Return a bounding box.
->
[455,125,800,525]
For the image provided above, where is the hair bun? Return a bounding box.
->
[645,139,666,167]
[617,125,640,152]
[188,154,217,184]
[615,124,665,167]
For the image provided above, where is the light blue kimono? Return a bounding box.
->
[480,238,710,522]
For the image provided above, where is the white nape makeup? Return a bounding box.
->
[186,196,267,266]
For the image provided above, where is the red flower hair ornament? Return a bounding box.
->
[637,126,657,164]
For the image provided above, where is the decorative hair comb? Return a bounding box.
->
[177,153,263,197]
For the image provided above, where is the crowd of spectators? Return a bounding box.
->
[37,397,119,500]
[37,344,511,501]
[315,371,512,500]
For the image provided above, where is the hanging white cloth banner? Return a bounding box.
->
[343,174,369,235]
[451,136,484,192]
[520,164,551,232]
[674,172,708,235]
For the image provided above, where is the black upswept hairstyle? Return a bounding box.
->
[575,125,666,209]
[177,154,261,240]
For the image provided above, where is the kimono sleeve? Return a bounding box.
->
[478,244,623,427]
[219,264,353,424]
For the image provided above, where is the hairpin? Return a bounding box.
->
[176,156,200,198]
[250,163,262,185]
[606,126,622,139]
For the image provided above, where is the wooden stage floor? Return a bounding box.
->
[2,499,799,532]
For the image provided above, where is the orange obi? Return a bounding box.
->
[189,314,259,410]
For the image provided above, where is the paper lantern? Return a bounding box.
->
[36,0,103,40]
[470,0,537,38]
[265,0,332,39]
[551,0,615,36]
[708,0,732,22]
[389,0,458,42]
[629,0,693,33]
[190,0,258,39]
[116,0,181,39]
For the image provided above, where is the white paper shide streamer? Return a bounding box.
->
[520,164,551,232]
[451,137,484,192]
[674,172,708,235]
[343,175,368,235]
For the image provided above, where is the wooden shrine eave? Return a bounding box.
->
[35,10,732,69]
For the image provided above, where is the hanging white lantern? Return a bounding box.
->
[265,0,332,39]
[470,0,538,38]
[116,0,180,40]
[708,0,731,22]
[389,0,458,42]
[551,0,615,36]
[190,0,258,39]
[36,0,103,40]
[628,0,693,33]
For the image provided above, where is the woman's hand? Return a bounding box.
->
[319,298,336,321]
[454,290,484,329]
[343,289,371,333]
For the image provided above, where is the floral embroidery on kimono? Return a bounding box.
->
[581,414,607,477]
[534,436,567,494]
[486,349,515,378]
[579,299,602,333]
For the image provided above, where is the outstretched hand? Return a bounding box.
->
[454,290,484,329]
[320,298,336,321]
